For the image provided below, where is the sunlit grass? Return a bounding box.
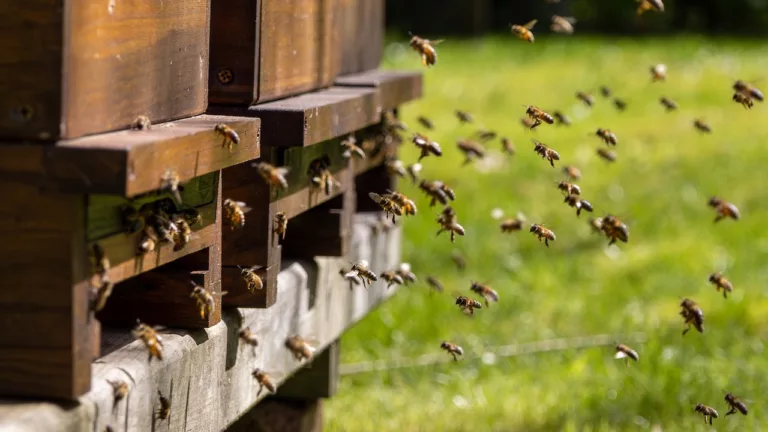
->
[325,36,768,431]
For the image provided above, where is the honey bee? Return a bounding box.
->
[637,0,665,14]
[252,161,290,189]
[596,148,617,163]
[238,326,259,353]
[500,212,527,233]
[532,139,560,167]
[660,96,678,111]
[273,211,288,240]
[308,156,340,196]
[510,19,537,43]
[223,198,250,230]
[600,215,629,245]
[693,119,712,133]
[417,116,435,130]
[157,390,171,420]
[724,391,748,416]
[409,34,443,67]
[171,217,192,251]
[451,252,466,271]
[384,111,408,132]
[90,243,113,312]
[285,335,316,361]
[680,298,704,335]
[214,123,240,151]
[553,111,571,126]
[456,139,486,165]
[341,135,366,160]
[380,270,405,289]
[395,263,418,285]
[732,92,754,109]
[190,282,216,320]
[708,197,740,222]
[501,137,516,155]
[455,110,474,123]
[595,128,618,146]
[107,379,129,411]
[694,404,718,425]
[137,227,158,255]
[340,267,362,289]
[406,162,422,184]
[650,64,667,81]
[600,86,612,98]
[550,15,576,34]
[564,194,594,217]
[613,98,628,111]
[252,368,277,396]
[419,179,453,207]
[131,115,152,131]
[132,320,164,362]
[708,272,733,298]
[530,223,556,247]
[476,129,497,142]
[160,169,182,204]
[436,206,465,243]
[470,282,498,307]
[563,165,582,180]
[733,79,764,103]
[521,117,538,130]
[413,133,443,161]
[523,105,554,129]
[614,344,639,365]
[455,295,482,315]
[369,192,403,222]
[345,260,378,288]
[385,158,407,179]
[557,181,581,196]
[576,91,595,107]
[427,276,444,293]
[239,265,268,292]
[383,191,417,216]
[440,342,464,361]
[588,217,604,234]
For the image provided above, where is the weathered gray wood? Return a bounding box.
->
[275,341,340,400]
[0,213,400,432]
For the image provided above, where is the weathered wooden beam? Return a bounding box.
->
[226,399,323,432]
[276,341,340,400]
[338,0,385,75]
[335,70,424,111]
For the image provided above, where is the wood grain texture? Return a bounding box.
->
[276,341,340,399]
[335,69,424,110]
[337,0,384,75]
[0,1,211,141]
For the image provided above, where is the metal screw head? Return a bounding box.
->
[217,69,234,85]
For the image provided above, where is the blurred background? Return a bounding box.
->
[324,1,768,431]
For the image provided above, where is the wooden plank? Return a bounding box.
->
[227,399,323,432]
[0,1,211,141]
[335,70,424,111]
[276,341,340,399]
[209,87,381,148]
[338,0,384,75]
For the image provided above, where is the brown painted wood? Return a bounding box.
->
[209,87,381,148]
[276,341,340,399]
[335,70,424,111]
[281,194,349,259]
[0,1,211,141]
[338,0,384,75]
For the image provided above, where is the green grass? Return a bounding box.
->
[324,36,768,431]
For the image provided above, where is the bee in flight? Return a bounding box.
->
[732,92,754,109]
[132,320,164,362]
[530,223,556,247]
[274,211,288,240]
[440,342,464,361]
[521,117,538,130]
[436,206,465,243]
[563,166,582,180]
[252,162,290,190]
[345,260,378,288]
[600,215,629,245]
[419,179,455,207]
[563,194,594,217]
[614,343,639,366]
[238,326,259,353]
[708,272,733,298]
[190,282,216,320]
[285,335,316,362]
[553,111,571,126]
[694,403,718,426]
[498,210,527,233]
[340,134,366,160]
[160,169,183,204]
[532,139,560,167]
[214,123,240,151]
[650,64,667,82]
[595,128,618,146]
[455,110,474,124]
[395,263,417,286]
[252,368,277,396]
[576,91,595,107]
[451,252,466,272]
[724,391,749,416]
[90,243,113,312]
[501,137,516,155]
[707,197,740,223]
[470,282,498,307]
[550,15,576,35]
[413,133,443,161]
[454,294,482,315]
[406,162,423,184]
[596,148,617,163]
[613,98,628,111]
[239,265,269,292]
[600,86,612,98]
[637,0,665,15]
[660,96,678,111]
[456,139,486,166]
[417,116,434,130]
[523,105,554,130]
[680,298,704,335]
[476,129,497,142]
[588,217,604,234]
[427,276,445,293]
[385,158,407,179]
[733,79,764,104]
[693,119,712,133]
[557,181,581,196]
[510,19,537,43]
[156,390,171,420]
[223,199,250,230]
[380,270,405,289]
[369,192,403,223]
[409,33,443,67]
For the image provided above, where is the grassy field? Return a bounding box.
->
[324,36,768,431]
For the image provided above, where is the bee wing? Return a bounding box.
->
[368,192,382,203]
[563,16,577,24]
[614,351,628,359]
[343,270,358,279]
[398,262,412,272]
[276,167,291,176]
[490,208,505,220]
[359,259,369,268]
[430,39,445,46]
[524,19,538,30]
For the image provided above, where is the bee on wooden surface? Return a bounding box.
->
[238,327,259,353]
[501,137,516,155]
[413,133,443,161]
[171,217,192,252]
[417,116,435,130]
[273,211,288,240]
[406,162,422,184]
[223,198,250,230]
[252,161,290,189]
[557,181,581,196]
[385,158,407,179]
[132,320,164,362]
[660,96,678,111]
[523,105,554,129]
[476,129,497,142]
[708,197,740,223]
[600,215,629,245]
[455,295,482,315]
[613,98,628,111]
[409,34,443,67]
[131,115,152,131]
[380,270,405,289]
[427,276,445,293]
[600,86,612,98]
[733,79,764,103]
[214,123,240,151]
[160,169,182,204]
[239,265,268,293]
[285,335,316,362]
[563,165,582,180]
[680,298,704,335]
[693,119,712,133]
[395,263,418,285]
[440,342,464,361]
[107,380,128,411]
[341,135,366,160]
[550,15,576,34]
[451,252,466,271]
[532,139,560,167]
[530,223,556,247]
[650,64,667,81]
[470,282,498,307]
[369,192,403,222]
[383,191,417,216]
[308,156,340,196]
[614,344,639,366]
[564,194,594,217]
[455,110,474,124]
[499,212,527,233]
[340,267,362,289]
[436,206,465,243]
[90,243,113,312]
[157,390,171,420]
[190,282,216,320]
[732,92,754,109]
[694,403,718,425]
[708,272,733,298]
[252,368,277,396]
[346,260,378,288]
[553,111,571,126]
[457,139,486,166]
[724,391,748,416]
[637,0,665,15]
[510,19,537,43]
[419,180,450,207]
[588,217,604,234]
[595,128,618,146]
[521,117,538,130]
[596,148,617,163]
[576,91,595,107]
